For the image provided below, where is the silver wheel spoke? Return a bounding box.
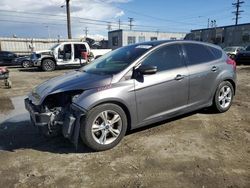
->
[100,111,108,124]
[219,96,224,102]
[92,124,104,133]
[99,130,107,145]
[226,97,231,103]
[221,99,226,107]
[110,114,121,125]
[224,88,230,96]
[109,127,120,137]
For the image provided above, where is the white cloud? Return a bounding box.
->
[115,10,125,18]
[0,0,131,38]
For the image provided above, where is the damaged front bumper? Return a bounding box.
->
[24,98,86,148]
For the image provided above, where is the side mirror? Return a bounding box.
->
[137,65,157,75]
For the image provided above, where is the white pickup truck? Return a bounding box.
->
[31,42,111,71]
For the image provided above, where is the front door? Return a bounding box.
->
[134,44,189,124]
[57,44,73,65]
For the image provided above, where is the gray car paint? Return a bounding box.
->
[28,40,236,130]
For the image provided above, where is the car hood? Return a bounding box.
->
[35,50,52,54]
[29,70,112,105]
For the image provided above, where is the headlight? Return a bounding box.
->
[72,94,79,101]
[32,89,41,101]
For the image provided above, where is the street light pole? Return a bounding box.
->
[66,0,72,39]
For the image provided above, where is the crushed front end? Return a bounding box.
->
[24,91,86,147]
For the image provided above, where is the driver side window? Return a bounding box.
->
[142,44,183,72]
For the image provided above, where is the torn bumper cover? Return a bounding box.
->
[24,98,86,147]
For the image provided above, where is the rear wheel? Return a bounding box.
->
[212,81,234,113]
[42,59,56,71]
[80,103,127,151]
[22,60,31,68]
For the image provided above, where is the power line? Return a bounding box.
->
[0,10,190,32]
[232,0,245,25]
[96,0,205,27]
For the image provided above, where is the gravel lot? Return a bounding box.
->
[0,66,249,188]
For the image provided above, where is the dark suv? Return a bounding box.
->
[0,51,18,66]
[25,40,236,151]
[235,45,250,65]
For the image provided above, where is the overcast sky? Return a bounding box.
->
[0,0,249,39]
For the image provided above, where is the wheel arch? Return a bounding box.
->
[90,100,132,132]
[41,57,57,65]
[223,79,236,95]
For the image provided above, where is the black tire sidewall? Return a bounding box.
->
[214,81,234,113]
[80,104,127,151]
[22,60,30,68]
[42,59,55,71]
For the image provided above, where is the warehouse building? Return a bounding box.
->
[108,29,186,50]
[185,23,250,48]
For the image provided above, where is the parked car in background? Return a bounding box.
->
[0,51,18,66]
[25,40,236,151]
[235,45,250,65]
[13,56,33,68]
[31,42,111,71]
[223,46,245,59]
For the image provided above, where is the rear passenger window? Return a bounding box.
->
[142,44,183,72]
[183,43,215,65]
[208,47,222,60]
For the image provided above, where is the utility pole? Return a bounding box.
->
[232,0,244,25]
[85,27,88,37]
[66,0,72,39]
[107,22,112,31]
[207,18,210,28]
[118,19,121,30]
[128,17,134,30]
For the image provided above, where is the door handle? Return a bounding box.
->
[211,66,218,72]
[175,74,184,81]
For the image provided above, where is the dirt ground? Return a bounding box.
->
[0,66,249,188]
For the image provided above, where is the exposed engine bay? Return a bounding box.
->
[28,91,83,139]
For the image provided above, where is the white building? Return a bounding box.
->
[108,29,186,50]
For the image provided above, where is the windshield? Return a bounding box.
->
[246,46,250,51]
[224,47,236,52]
[49,43,60,50]
[81,44,153,75]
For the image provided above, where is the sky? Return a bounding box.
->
[0,0,249,39]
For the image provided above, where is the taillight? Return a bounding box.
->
[227,58,236,70]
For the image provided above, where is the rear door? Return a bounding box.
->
[182,43,222,106]
[134,44,189,124]
[73,44,87,64]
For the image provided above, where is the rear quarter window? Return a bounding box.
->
[183,43,216,65]
[208,46,222,60]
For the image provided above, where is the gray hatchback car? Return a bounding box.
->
[25,40,236,151]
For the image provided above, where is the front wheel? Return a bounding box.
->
[80,104,127,151]
[212,81,234,113]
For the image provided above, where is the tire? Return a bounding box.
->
[22,60,31,68]
[80,103,127,151]
[230,54,236,59]
[212,81,234,113]
[42,59,56,71]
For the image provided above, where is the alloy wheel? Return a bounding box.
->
[218,86,232,109]
[91,110,122,145]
